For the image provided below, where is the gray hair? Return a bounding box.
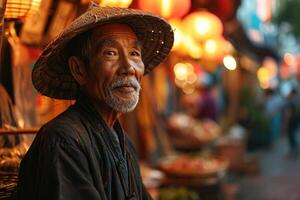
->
[68,30,94,68]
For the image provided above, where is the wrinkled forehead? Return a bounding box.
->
[92,23,138,41]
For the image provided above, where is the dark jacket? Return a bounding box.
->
[16,96,152,200]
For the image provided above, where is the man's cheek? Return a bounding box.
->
[94,82,105,98]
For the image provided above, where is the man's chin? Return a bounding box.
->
[105,96,139,113]
[110,103,137,113]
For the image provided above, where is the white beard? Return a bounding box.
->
[105,77,141,113]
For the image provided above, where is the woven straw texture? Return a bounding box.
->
[0,171,18,200]
[32,6,174,100]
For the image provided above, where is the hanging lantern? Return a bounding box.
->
[183,34,203,59]
[99,0,132,8]
[183,11,223,42]
[5,0,41,19]
[203,37,227,61]
[138,0,191,19]
[169,19,203,59]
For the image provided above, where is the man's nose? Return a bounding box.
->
[120,55,135,76]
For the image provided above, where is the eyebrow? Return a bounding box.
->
[95,39,142,51]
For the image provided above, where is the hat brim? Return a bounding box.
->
[32,7,174,100]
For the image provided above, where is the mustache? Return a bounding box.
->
[110,77,141,91]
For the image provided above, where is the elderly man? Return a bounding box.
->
[16,4,173,200]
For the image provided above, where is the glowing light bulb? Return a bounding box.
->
[223,55,237,70]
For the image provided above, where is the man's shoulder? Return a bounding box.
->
[37,106,88,146]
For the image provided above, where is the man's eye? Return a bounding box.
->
[104,50,117,56]
[131,50,141,57]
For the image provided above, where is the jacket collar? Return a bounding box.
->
[74,93,126,155]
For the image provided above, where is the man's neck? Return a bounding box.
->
[78,92,122,127]
[91,99,122,127]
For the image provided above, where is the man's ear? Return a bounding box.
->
[68,56,88,85]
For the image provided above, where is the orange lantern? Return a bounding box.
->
[183,11,223,42]
[5,0,41,19]
[99,0,133,8]
[138,0,191,19]
[203,37,227,61]
[169,19,203,59]
[183,34,203,59]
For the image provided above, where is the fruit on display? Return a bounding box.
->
[167,113,220,148]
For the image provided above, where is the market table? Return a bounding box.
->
[160,170,226,200]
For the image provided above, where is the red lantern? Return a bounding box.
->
[183,11,223,42]
[138,0,191,19]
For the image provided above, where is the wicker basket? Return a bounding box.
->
[0,147,23,200]
[0,171,18,200]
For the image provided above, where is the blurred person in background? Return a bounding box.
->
[264,88,285,144]
[194,84,219,122]
[284,88,300,155]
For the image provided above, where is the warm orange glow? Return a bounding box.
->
[182,83,195,94]
[169,19,184,52]
[188,43,203,59]
[138,0,191,19]
[204,39,217,53]
[195,18,211,36]
[283,53,295,66]
[186,73,197,84]
[174,63,189,80]
[203,37,227,61]
[257,67,271,88]
[169,20,203,59]
[99,0,133,8]
[173,62,197,90]
[175,78,185,88]
[183,35,203,59]
[161,0,171,17]
[224,40,235,55]
[262,57,277,77]
[5,0,42,19]
[183,11,223,41]
[260,81,269,89]
[257,68,269,82]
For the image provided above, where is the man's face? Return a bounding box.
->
[83,23,144,113]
